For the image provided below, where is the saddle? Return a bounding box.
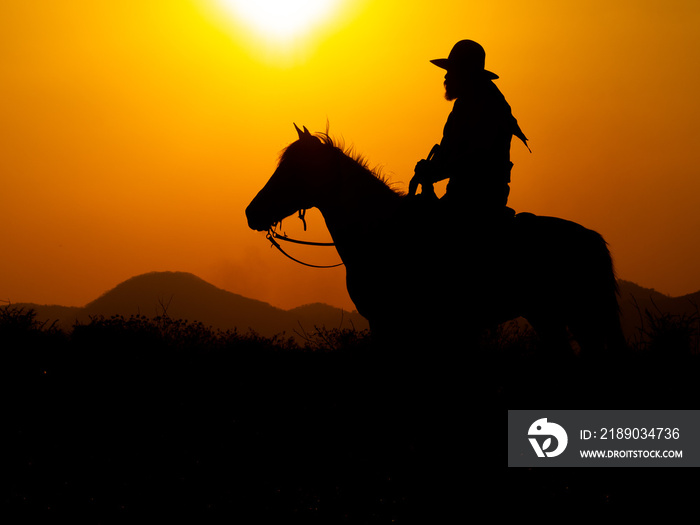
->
[406,190,517,235]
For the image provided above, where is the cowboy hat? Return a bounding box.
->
[431,40,499,79]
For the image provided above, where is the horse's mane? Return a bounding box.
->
[280,131,404,196]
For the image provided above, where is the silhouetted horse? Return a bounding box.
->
[246,125,625,356]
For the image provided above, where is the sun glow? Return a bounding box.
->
[216,0,344,42]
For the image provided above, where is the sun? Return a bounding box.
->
[216,0,344,42]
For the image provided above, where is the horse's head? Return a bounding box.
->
[246,124,335,231]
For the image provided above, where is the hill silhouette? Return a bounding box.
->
[617,280,700,342]
[14,272,699,345]
[17,271,368,339]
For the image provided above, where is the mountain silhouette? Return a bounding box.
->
[617,280,700,342]
[14,272,698,345]
[18,271,368,339]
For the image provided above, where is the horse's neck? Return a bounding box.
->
[316,163,400,263]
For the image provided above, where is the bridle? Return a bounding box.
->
[266,209,344,269]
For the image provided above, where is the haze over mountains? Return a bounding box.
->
[16,272,369,340]
[14,271,700,343]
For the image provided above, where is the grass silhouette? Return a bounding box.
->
[2,304,699,516]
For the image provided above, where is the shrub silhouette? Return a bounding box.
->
[629,299,700,357]
[0,304,62,342]
[2,304,699,517]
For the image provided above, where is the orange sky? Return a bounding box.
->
[2,0,699,311]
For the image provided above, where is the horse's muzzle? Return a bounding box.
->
[245,203,270,231]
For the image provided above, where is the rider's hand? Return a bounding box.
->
[414,159,433,182]
[409,159,435,197]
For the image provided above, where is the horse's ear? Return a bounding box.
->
[294,123,315,141]
[294,123,304,139]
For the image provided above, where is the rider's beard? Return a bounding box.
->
[444,80,458,101]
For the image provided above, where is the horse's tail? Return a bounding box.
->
[527,214,627,355]
[577,228,627,354]
[598,236,627,351]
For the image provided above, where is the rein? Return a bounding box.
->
[266,209,344,269]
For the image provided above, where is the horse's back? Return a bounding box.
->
[512,211,624,353]
[364,204,624,353]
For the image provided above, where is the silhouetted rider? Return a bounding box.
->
[410,40,529,223]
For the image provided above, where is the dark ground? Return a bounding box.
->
[2,309,699,520]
